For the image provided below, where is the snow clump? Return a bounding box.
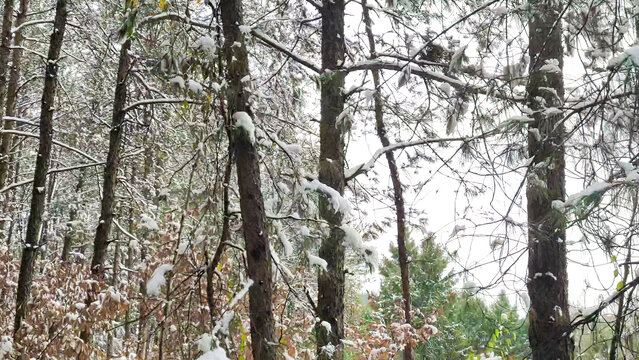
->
[146,264,173,296]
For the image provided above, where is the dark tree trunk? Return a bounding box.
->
[13,0,67,343]
[0,0,28,241]
[0,0,15,184]
[526,0,571,358]
[220,0,276,358]
[91,39,131,276]
[317,0,347,358]
[361,1,412,358]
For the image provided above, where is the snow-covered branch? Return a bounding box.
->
[12,19,54,33]
[0,161,103,193]
[113,219,141,243]
[251,29,322,74]
[0,129,100,163]
[345,60,523,102]
[138,13,213,30]
[345,129,501,181]
[571,275,639,329]
[123,98,200,113]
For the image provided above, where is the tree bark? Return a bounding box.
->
[361,2,413,358]
[317,0,347,358]
[0,0,28,241]
[220,0,276,358]
[13,0,67,343]
[91,38,131,276]
[526,0,572,358]
[0,0,15,188]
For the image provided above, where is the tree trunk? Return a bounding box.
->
[13,0,67,344]
[0,0,28,241]
[361,2,412,358]
[526,0,571,358]
[91,38,131,276]
[220,0,276,358]
[316,1,347,359]
[0,0,15,189]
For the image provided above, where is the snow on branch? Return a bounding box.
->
[303,179,353,215]
[0,129,101,163]
[553,163,639,210]
[12,19,55,33]
[138,13,214,30]
[345,129,502,181]
[146,264,173,296]
[0,161,104,194]
[571,275,639,329]
[251,29,322,74]
[346,60,522,102]
[123,98,201,113]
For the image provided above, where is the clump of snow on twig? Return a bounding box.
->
[303,179,352,216]
[146,264,173,296]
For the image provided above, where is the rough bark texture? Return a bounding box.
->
[220,0,276,358]
[317,0,347,358]
[526,0,572,358]
[361,1,412,358]
[0,0,15,174]
[91,39,131,276]
[0,0,28,241]
[13,0,67,341]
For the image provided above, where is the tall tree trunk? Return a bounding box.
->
[361,2,412,358]
[0,0,28,241]
[526,0,571,358]
[316,0,347,359]
[220,0,276,358]
[91,38,131,276]
[13,0,67,344]
[0,0,15,188]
